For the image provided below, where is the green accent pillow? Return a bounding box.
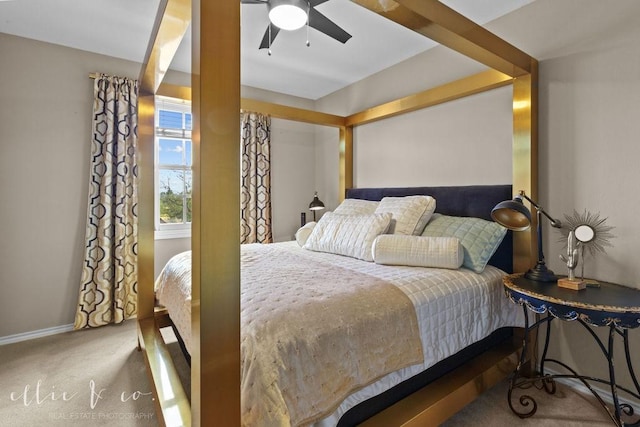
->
[421,214,507,273]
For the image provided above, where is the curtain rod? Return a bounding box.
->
[88,72,100,79]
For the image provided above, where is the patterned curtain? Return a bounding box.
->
[75,74,138,329]
[241,111,272,244]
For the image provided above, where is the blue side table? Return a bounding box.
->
[503,273,640,426]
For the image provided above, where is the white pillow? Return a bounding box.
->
[295,222,316,246]
[333,198,379,216]
[303,212,392,261]
[372,235,463,269]
[374,196,436,235]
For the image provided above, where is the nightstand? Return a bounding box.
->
[503,273,640,426]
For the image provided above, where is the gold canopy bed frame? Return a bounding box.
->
[135,0,538,425]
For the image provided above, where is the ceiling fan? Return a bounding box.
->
[241,0,352,51]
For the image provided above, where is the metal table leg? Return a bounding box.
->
[508,305,556,418]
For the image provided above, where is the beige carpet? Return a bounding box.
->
[0,321,185,427]
[0,321,617,426]
[444,379,613,426]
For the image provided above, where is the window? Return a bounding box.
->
[155,96,192,239]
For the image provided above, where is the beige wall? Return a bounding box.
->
[352,87,512,188]
[270,118,318,242]
[538,5,640,389]
[313,86,513,211]
[241,86,319,243]
[0,34,320,336]
[0,33,140,337]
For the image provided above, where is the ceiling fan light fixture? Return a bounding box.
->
[268,0,308,31]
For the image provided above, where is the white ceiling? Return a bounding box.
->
[0,0,533,100]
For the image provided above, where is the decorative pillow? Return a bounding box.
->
[295,222,316,247]
[333,198,379,216]
[372,235,464,269]
[303,212,393,261]
[421,214,507,273]
[374,196,436,235]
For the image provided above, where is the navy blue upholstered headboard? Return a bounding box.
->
[345,185,513,274]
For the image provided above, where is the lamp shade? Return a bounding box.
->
[268,0,308,31]
[309,192,325,211]
[491,197,531,231]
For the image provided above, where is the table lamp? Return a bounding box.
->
[491,190,562,282]
[309,192,325,221]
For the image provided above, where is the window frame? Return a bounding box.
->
[154,96,192,240]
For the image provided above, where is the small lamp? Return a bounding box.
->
[268,0,308,31]
[308,191,325,221]
[491,190,562,282]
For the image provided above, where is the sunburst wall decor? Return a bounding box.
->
[556,209,615,281]
[557,209,615,256]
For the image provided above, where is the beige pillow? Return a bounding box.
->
[372,234,463,269]
[333,198,379,216]
[295,222,316,246]
[303,212,392,261]
[374,196,436,235]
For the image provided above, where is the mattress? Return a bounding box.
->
[155,241,524,425]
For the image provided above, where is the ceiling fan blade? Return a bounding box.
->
[309,0,330,6]
[308,8,352,44]
[259,23,281,49]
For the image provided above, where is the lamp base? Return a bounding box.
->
[524,261,558,282]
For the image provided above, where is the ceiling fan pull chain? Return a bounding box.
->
[306,1,310,47]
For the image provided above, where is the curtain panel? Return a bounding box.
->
[75,74,139,329]
[241,111,273,244]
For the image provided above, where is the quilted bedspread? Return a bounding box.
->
[241,243,423,426]
[155,242,523,426]
[156,243,424,426]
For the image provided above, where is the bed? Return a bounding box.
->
[138,2,538,425]
[155,184,525,426]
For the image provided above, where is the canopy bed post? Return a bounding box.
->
[137,93,156,322]
[512,62,539,273]
[192,0,241,425]
[339,125,353,202]
[137,0,193,323]
[136,0,192,424]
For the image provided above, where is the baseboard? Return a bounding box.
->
[546,367,640,413]
[0,323,75,346]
